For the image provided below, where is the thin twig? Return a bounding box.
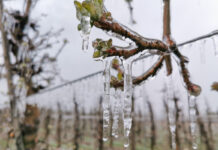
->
[178,30,218,47]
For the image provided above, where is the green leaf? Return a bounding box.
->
[112,58,119,66]
[74,1,82,10]
[111,76,117,82]
[117,72,123,81]
[92,38,113,52]
[107,39,112,47]
[82,2,95,16]
[93,50,101,58]
[77,24,82,31]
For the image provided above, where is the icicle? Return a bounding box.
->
[112,89,122,138]
[79,15,91,51]
[188,95,198,150]
[212,37,218,57]
[74,1,92,52]
[123,60,133,148]
[199,40,206,64]
[165,75,176,150]
[102,59,112,142]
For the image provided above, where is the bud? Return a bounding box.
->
[211,82,218,92]
[188,83,201,97]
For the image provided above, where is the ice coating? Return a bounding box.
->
[123,60,133,148]
[165,75,176,150]
[102,59,111,141]
[112,89,122,138]
[188,95,198,150]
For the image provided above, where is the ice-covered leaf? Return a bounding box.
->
[93,50,101,58]
[74,0,104,22]
[92,39,113,58]
[74,1,89,20]
[93,38,113,51]
[112,58,119,67]
[111,76,117,82]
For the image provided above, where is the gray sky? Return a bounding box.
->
[1,0,218,115]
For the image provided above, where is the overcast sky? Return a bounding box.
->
[1,0,218,115]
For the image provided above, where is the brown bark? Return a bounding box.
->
[163,100,172,149]
[180,111,192,149]
[109,109,113,149]
[20,104,40,150]
[147,100,156,150]
[195,104,213,150]
[73,98,80,150]
[0,1,25,149]
[56,103,62,148]
[93,18,169,53]
[0,0,17,125]
[174,97,181,150]
[163,0,172,75]
[97,96,104,150]
[43,109,52,149]
[206,106,214,149]
[130,96,135,150]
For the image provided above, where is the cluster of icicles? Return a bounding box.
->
[103,58,133,148]
[165,76,198,150]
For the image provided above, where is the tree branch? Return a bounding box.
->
[93,17,169,53]
[162,0,172,75]
[111,56,164,88]
[178,30,218,47]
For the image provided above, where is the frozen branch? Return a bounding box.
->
[93,17,169,53]
[178,30,218,47]
[111,56,164,88]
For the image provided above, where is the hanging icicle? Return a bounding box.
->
[102,59,112,141]
[212,37,218,57]
[165,75,176,150]
[112,89,122,138]
[123,60,133,148]
[187,83,201,150]
[188,95,198,150]
[199,40,206,64]
[79,15,91,51]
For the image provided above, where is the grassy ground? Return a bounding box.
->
[1,111,218,150]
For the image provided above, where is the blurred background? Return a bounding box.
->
[0,0,218,149]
